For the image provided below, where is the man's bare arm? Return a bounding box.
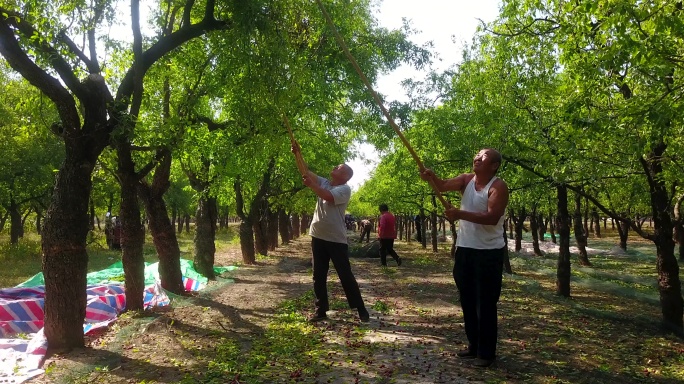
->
[445,179,509,224]
[420,169,471,193]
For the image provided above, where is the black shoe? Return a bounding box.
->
[472,358,495,368]
[358,308,370,322]
[456,349,477,359]
[308,313,327,322]
[396,258,402,266]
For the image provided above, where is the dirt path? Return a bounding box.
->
[35,236,489,384]
[33,234,682,384]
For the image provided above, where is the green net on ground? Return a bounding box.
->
[16,259,236,288]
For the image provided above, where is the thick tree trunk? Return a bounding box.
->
[42,155,94,351]
[617,220,629,251]
[267,208,278,251]
[573,193,591,266]
[675,223,684,262]
[556,185,572,297]
[252,199,269,256]
[537,214,547,242]
[239,220,256,264]
[300,214,309,235]
[119,180,145,311]
[117,143,145,311]
[640,149,683,333]
[140,179,184,294]
[253,221,267,255]
[278,209,291,244]
[291,213,300,238]
[193,196,216,279]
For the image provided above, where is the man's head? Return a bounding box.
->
[472,148,502,175]
[330,163,353,185]
[379,203,389,213]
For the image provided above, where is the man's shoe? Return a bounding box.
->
[358,308,370,322]
[472,358,495,368]
[396,257,402,266]
[308,313,327,322]
[456,349,477,359]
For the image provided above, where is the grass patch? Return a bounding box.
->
[184,290,331,384]
[0,225,240,287]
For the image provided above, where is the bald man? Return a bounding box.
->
[292,142,370,323]
[421,148,509,368]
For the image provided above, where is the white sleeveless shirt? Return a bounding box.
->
[456,176,505,249]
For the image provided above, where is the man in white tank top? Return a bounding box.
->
[420,148,509,368]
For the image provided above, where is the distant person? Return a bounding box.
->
[420,148,509,368]
[291,141,369,323]
[359,219,372,243]
[378,204,402,266]
[414,214,422,243]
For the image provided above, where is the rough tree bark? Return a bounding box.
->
[556,185,572,297]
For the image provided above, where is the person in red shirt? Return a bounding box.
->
[377,204,402,267]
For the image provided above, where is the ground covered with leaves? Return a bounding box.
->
[32,231,684,384]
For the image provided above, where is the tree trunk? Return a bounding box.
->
[592,208,601,238]
[118,180,145,311]
[291,213,300,238]
[117,143,146,311]
[278,209,291,244]
[537,214,547,242]
[513,208,525,252]
[556,185,572,297]
[617,219,629,251]
[9,198,21,244]
[675,223,684,262]
[640,149,683,333]
[177,214,183,233]
[573,193,591,266]
[549,214,557,244]
[252,200,269,256]
[430,196,438,252]
[419,209,427,249]
[239,220,256,264]
[42,155,95,351]
[503,222,512,274]
[267,208,278,251]
[138,149,184,295]
[143,194,184,294]
[300,214,309,235]
[193,196,216,279]
[529,207,543,256]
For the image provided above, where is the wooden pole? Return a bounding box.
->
[282,113,308,177]
[313,0,452,209]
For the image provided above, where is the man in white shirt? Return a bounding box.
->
[292,142,369,323]
[420,148,509,368]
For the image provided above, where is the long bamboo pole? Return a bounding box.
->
[313,0,452,209]
[282,113,309,177]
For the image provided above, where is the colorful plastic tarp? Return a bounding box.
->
[1,260,236,384]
